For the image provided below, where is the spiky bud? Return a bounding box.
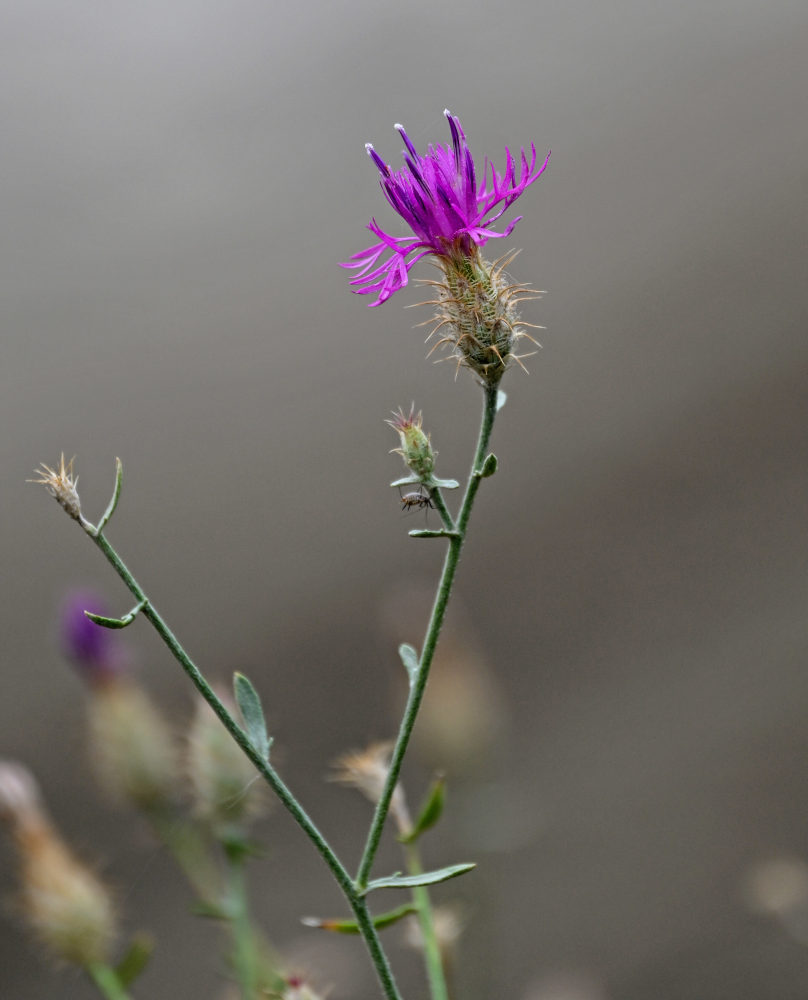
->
[426,247,541,386]
[386,405,435,480]
[0,761,117,968]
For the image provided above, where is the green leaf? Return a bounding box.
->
[398,643,419,686]
[233,672,272,762]
[390,475,422,488]
[496,390,507,412]
[429,476,460,490]
[95,457,123,535]
[399,775,445,843]
[84,599,146,629]
[362,862,476,894]
[114,933,154,987]
[479,453,498,478]
[409,529,460,539]
[302,903,418,934]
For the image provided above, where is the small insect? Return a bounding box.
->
[399,486,435,513]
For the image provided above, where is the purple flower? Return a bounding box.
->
[342,110,550,307]
[60,590,126,685]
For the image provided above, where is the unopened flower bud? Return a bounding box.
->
[0,761,117,968]
[60,590,128,686]
[187,693,267,838]
[87,681,178,811]
[386,405,435,480]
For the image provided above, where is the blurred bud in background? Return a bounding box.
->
[330,740,411,836]
[380,583,507,774]
[742,855,808,945]
[0,760,117,968]
[60,589,129,686]
[60,589,178,813]
[186,690,268,840]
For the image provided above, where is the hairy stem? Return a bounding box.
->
[356,384,498,890]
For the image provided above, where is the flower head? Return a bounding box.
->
[343,110,549,306]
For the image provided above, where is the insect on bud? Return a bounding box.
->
[386,405,435,481]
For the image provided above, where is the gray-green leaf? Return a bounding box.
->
[398,643,419,687]
[362,862,475,894]
[233,672,272,761]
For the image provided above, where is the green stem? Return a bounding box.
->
[405,844,449,1000]
[86,963,132,1000]
[145,805,221,904]
[224,843,258,1000]
[85,531,402,1000]
[356,384,498,889]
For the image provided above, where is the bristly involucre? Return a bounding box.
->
[342,110,549,307]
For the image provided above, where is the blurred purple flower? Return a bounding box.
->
[342,110,550,306]
[60,590,125,685]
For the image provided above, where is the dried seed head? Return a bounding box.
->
[0,761,117,968]
[29,454,85,524]
[330,741,411,835]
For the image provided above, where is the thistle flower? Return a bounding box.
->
[386,405,435,481]
[343,110,549,307]
[0,761,117,968]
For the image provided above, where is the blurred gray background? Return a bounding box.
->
[1,0,807,997]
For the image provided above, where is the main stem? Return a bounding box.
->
[86,532,402,1000]
[356,384,499,889]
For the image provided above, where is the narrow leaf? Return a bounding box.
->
[399,775,445,843]
[363,862,476,894]
[302,903,418,934]
[409,529,460,539]
[115,933,154,987]
[390,475,422,488]
[94,457,124,536]
[496,390,507,412]
[479,453,498,478]
[84,599,145,630]
[233,672,271,761]
[398,643,419,686]
[430,476,460,489]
